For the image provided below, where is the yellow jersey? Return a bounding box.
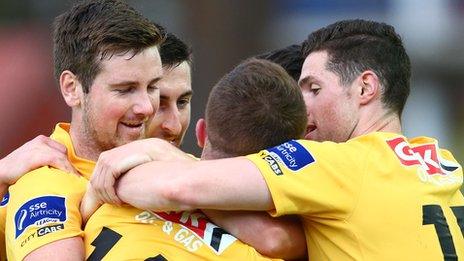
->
[84,204,279,260]
[5,123,94,261]
[247,132,464,261]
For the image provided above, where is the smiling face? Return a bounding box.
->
[147,61,192,147]
[299,50,359,142]
[81,46,162,152]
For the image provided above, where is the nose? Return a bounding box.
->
[133,93,155,118]
[301,89,311,115]
[161,107,182,136]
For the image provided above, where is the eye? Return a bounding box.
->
[177,97,191,109]
[114,87,134,94]
[310,83,321,94]
[147,85,159,93]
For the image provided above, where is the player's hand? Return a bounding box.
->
[0,135,78,186]
[80,183,103,224]
[90,138,192,206]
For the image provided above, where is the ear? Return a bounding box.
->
[195,118,207,148]
[357,70,380,105]
[60,70,83,107]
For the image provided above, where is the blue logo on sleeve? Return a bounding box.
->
[14,196,67,238]
[267,140,315,172]
[0,192,9,207]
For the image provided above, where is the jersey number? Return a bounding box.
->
[87,227,167,261]
[422,205,464,261]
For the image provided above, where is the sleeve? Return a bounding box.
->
[246,139,369,219]
[5,167,87,260]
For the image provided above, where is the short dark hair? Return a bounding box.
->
[302,19,411,116]
[160,33,193,69]
[53,0,163,93]
[206,58,307,157]
[153,23,192,69]
[255,44,304,82]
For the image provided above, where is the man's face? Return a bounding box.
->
[82,46,162,152]
[147,61,192,147]
[299,50,359,142]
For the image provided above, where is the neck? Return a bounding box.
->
[352,110,402,138]
[69,115,101,161]
[200,140,235,160]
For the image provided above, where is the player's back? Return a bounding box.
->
[85,204,280,260]
[302,133,464,260]
[248,132,463,260]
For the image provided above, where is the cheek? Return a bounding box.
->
[180,115,190,134]
[147,113,165,134]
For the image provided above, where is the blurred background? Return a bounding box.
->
[0,0,463,164]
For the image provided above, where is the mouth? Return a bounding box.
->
[119,121,145,138]
[121,121,143,128]
[305,124,317,140]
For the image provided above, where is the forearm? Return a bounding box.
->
[116,157,274,211]
[116,161,196,212]
[203,210,307,260]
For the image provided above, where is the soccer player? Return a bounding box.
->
[83,58,307,260]
[148,26,193,147]
[1,25,306,260]
[91,19,464,260]
[3,0,164,259]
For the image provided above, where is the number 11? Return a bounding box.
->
[422,205,464,261]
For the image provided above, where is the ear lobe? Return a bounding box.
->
[60,70,83,107]
[358,70,380,105]
[195,118,207,148]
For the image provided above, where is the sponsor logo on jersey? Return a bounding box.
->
[266,140,315,172]
[260,153,283,175]
[0,192,9,207]
[20,223,65,247]
[147,210,237,254]
[387,137,461,185]
[15,196,67,238]
[37,224,64,237]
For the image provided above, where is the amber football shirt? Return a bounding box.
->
[84,203,279,260]
[5,123,94,260]
[247,132,464,261]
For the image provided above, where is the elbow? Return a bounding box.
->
[158,177,199,211]
[255,227,306,260]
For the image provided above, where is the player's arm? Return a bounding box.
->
[0,135,76,198]
[5,169,86,261]
[202,210,307,260]
[89,138,193,205]
[115,157,274,211]
[24,237,84,261]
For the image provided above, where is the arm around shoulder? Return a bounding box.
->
[117,156,275,211]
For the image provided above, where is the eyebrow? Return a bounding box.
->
[298,76,310,87]
[298,75,320,87]
[180,90,193,98]
[109,77,162,88]
[160,90,193,100]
